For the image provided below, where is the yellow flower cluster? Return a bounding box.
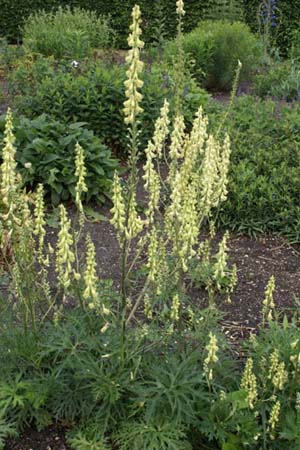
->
[75,142,88,213]
[240,358,258,409]
[170,293,180,322]
[0,108,17,209]
[110,172,126,238]
[83,235,98,305]
[176,0,185,16]
[33,184,46,256]
[56,205,75,289]
[213,231,229,286]
[268,399,281,438]
[124,5,144,124]
[268,350,288,391]
[126,191,143,240]
[199,133,231,218]
[204,332,219,381]
[143,100,170,222]
[262,275,276,322]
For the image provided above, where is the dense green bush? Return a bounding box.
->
[254,60,300,101]
[22,7,114,60]
[215,95,300,239]
[0,0,299,53]
[0,114,118,204]
[0,0,208,47]
[164,21,263,90]
[12,59,210,153]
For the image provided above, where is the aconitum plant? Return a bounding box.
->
[258,0,279,55]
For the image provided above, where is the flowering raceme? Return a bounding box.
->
[123,4,144,125]
[0,108,18,209]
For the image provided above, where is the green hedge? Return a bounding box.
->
[1,0,299,51]
[243,0,300,54]
[0,0,207,47]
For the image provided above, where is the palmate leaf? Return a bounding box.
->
[115,419,192,450]
[0,417,17,450]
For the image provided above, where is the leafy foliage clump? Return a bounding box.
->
[11,58,209,154]
[213,95,300,240]
[22,7,114,60]
[0,114,118,204]
[164,20,263,90]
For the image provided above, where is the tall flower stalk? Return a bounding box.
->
[112,4,145,359]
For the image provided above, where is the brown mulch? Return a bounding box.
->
[4,426,71,450]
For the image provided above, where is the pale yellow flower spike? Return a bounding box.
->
[147,227,159,282]
[56,205,75,289]
[178,181,198,272]
[204,332,219,381]
[0,108,17,207]
[262,275,276,322]
[216,134,231,204]
[110,172,126,238]
[83,235,98,306]
[169,115,186,161]
[213,231,229,287]
[125,191,143,240]
[34,184,46,256]
[268,400,281,439]
[268,350,288,391]
[199,135,220,217]
[171,294,180,322]
[75,142,88,212]
[152,99,170,158]
[240,358,258,409]
[176,0,185,16]
[124,4,144,125]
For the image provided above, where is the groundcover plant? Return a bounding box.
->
[0,1,300,450]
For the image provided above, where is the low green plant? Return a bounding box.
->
[254,59,300,101]
[0,114,118,205]
[22,7,114,60]
[164,20,263,90]
[213,95,300,240]
[12,59,210,154]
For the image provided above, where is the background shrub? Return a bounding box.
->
[0,114,118,204]
[0,0,299,54]
[164,21,263,90]
[22,6,114,60]
[214,95,300,239]
[12,59,210,154]
[254,60,300,101]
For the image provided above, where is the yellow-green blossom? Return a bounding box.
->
[204,332,219,381]
[199,135,220,217]
[125,191,143,239]
[268,350,288,390]
[240,358,258,409]
[123,5,144,124]
[216,134,231,203]
[144,294,153,320]
[268,400,281,438]
[110,172,126,237]
[83,235,98,304]
[74,142,88,212]
[213,231,229,287]
[178,181,198,271]
[170,294,180,322]
[262,275,276,322]
[33,183,46,256]
[176,0,185,16]
[169,115,186,161]
[56,205,75,289]
[0,108,17,208]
